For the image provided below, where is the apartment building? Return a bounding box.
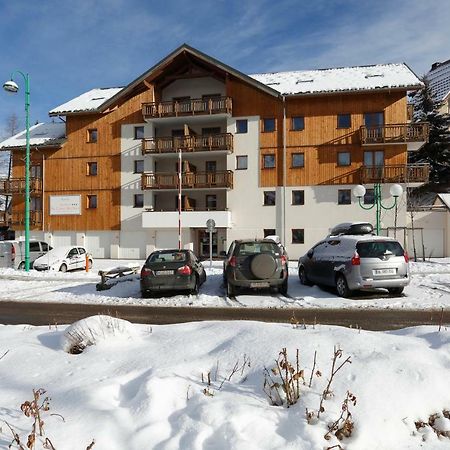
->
[0,44,430,259]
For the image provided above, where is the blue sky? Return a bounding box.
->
[0,0,449,138]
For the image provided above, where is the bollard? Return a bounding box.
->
[85,253,89,272]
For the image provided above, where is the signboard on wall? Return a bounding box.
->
[49,195,82,215]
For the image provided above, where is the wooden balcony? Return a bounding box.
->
[142,96,232,119]
[141,170,233,190]
[0,211,43,227]
[0,178,42,194]
[359,164,430,184]
[359,123,429,145]
[142,133,233,154]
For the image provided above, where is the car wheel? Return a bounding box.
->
[18,261,25,270]
[227,280,236,297]
[388,287,404,296]
[191,276,199,295]
[141,290,152,299]
[59,263,68,273]
[279,279,288,296]
[336,274,351,297]
[250,254,277,279]
[298,267,312,286]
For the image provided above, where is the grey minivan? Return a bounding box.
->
[298,234,410,297]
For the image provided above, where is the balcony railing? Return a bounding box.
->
[0,211,43,226]
[142,96,232,119]
[359,164,430,184]
[142,133,233,154]
[142,170,233,190]
[360,123,429,145]
[0,177,42,194]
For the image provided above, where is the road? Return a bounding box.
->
[0,300,448,331]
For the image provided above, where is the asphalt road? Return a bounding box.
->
[0,300,448,331]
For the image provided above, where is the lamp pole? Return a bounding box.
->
[3,71,31,271]
[353,183,403,235]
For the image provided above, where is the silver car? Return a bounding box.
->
[298,234,410,297]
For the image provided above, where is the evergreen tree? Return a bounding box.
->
[410,77,450,183]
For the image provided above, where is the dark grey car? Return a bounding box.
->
[223,239,288,297]
[140,249,206,297]
[298,235,409,297]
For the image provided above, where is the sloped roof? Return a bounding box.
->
[0,122,66,150]
[49,87,123,116]
[250,63,422,96]
[436,193,450,209]
[47,45,423,116]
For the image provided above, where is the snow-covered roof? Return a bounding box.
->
[250,63,422,96]
[49,87,123,116]
[0,122,66,149]
[436,193,450,209]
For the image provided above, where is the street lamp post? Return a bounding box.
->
[3,71,31,271]
[353,183,403,235]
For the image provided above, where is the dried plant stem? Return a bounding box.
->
[308,350,317,388]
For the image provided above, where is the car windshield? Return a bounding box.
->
[148,251,187,263]
[356,241,404,257]
[237,242,279,256]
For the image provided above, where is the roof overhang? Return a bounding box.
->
[99,44,281,112]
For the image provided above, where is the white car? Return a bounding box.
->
[33,246,93,272]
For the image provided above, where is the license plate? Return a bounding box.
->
[156,270,173,276]
[250,282,270,288]
[373,268,396,275]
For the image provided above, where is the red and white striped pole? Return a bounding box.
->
[178,147,182,250]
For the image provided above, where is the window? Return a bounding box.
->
[171,129,184,137]
[263,154,276,169]
[30,197,42,211]
[264,229,276,237]
[364,112,384,128]
[292,116,305,131]
[236,119,248,134]
[134,160,144,173]
[134,126,144,140]
[292,153,304,168]
[338,189,351,205]
[206,195,217,210]
[31,165,42,178]
[364,150,384,166]
[337,152,351,166]
[263,118,276,132]
[264,191,276,206]
[364,189,375,205]
[87,195,97,209]
[87,162,98,176]
[337,114,351,128]
[205,161,217,172]
[87,129,98,143]
[292,190,305,205]
[292,229,305,244]
[134,194,144,208]
[236,155,248,170]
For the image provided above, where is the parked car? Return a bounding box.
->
[140,249,206,297]
[34,246,93,272]
[223,239,288,297]
[0,239,52,270]
[298,234,410,297]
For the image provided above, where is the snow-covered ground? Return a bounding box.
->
[0,259,449,310]
[0,318,448,449]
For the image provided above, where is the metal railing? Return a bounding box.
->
[141,170,233,190]
[0,210,43,226]
[142,96,232,118]
[142,133,233,154]
[0,177,42,194]
[359,164,430,183]
[360,123,429,145]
